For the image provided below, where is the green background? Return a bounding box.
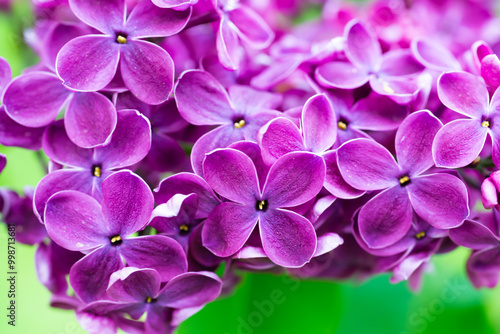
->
[1,2,500,334]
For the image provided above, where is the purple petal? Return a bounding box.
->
[45,190,108,251]
[229,140,270,190]
[216,17,240,70]
[262,152,326,208]
[3,71,71,127]
[107,267,161,303]
[101,170,154,236]
[369,77,420,103]
[251,57,304,90]
[323,150,365,199]
[203,148,259,205]
[65,92,117,148]
[152,0,197,10]
[337,138,400,191]
[0,107,44,150]
[42,120,93,168]
[95,109,152,170]
[449,219,500,250]
[411,37,461,71]
[437,71,488,118]
[126,1,191,38]
[315,62,369,89]
[70,246,123,303]
[154,172,219,219]
[481,55,500,91]
[395,110,442,176]
[56,35,120,92]
[157,271,222,308]
[228,85,282,115]
[432,119,488,168]
[260,208,316,267]
[314,232,343,257]
[146,133,186,172]
[120,40,174,105]
[302,94,337,153]
[0,56,12,93]
[467,249,500,288]
[345,20,381,71]
[33,170,96,222]
[149,193,198,234]
[408,173,469,229]
[202,202,258,257]
[174,70,234,126]
[348,93,407,131]
[379,49,424,77]
[0,154,5,173]
[358,186,412,249]
[258,117,306,165]
[227,5,274,48]
[68,0,125,34]
[121,235,187,282]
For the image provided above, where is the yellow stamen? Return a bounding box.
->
[110,235,122,244]
[472,156,481,166]
[415,231,426,239]
[399,175,410,185]
[383,82,395,94]
[179,224,189,233]
[93,166,102,178]
[338,121,347,131]
[234,120,246,129]
[258,200,266,210]
[117,35,127,44]
[482,120,490,128]
[146,297,152,303]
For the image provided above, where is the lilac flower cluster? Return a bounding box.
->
[2,0,500,332]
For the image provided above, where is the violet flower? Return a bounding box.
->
[3,71,117,148]
[80,267,222,334]
[33,109,151,221]
[433,71,500,168]
[174,69,281,175]
[337,111,469,248]
[56,0,191,104]
[202,148,325,267]
[44,171,187,303]
[315,19,424,103]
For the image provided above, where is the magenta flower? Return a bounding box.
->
[213,0,274,70]
[80,267,222,334]
[202,148,325,267]
[174,69,281,175]
[56,0,191,104]
[433,71,500,168]
[337,111,469,248]
[3,71,117,148]
[33,109,151,221]
[44,171,187,303]
[315,19,424,103]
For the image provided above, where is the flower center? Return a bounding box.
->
[116,35,127,44]
[110,235,122,246]
[383,82,395,94]
[415,231,426,240]
[146,297,153,303]
[256,200,268,212]
[338,121,348,131]
[399,175,411,186]
[179,224,190,236]
[91,164,102,178]
[482,120,490,128]
[234,119,246,129]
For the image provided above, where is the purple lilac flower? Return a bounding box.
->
[337,111,469,248]
[482,170,500,210]
[202,148,325,267]
[174,69,281,175]
[3,71,117,148]
[44,170,187,302]
[0,57,45,150]
[80,267,222,334]
[56,0,191,104]
[449,212,500,288]
[433,71,500,168]
[33,109,151,221]
[0,153,5,173]
[212,0,274,70]
[315,19,424,103]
